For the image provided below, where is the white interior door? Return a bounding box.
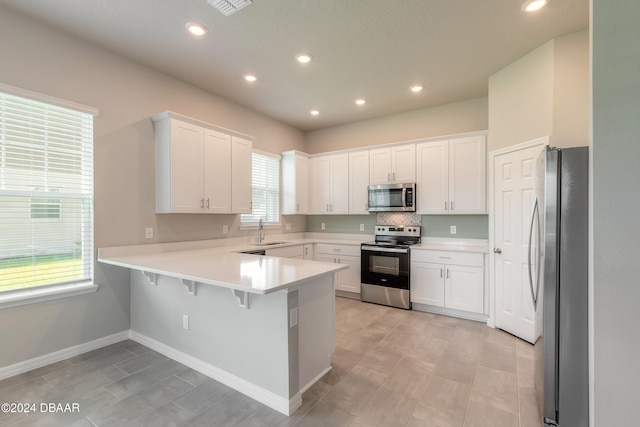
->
[493,142,545,343]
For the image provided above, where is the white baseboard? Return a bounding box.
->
[299,366,331,395]
[0,330,129,381]
[128,330,301,416]
[412,303,489,323]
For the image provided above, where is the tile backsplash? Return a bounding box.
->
[376,212,421,226]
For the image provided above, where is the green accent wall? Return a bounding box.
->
[306,215,377,234]
[306,214,488,239]
[421,215,488,239]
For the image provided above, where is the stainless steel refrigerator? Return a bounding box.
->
[535,146,589,426]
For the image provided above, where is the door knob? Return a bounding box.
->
[494,248,502,254]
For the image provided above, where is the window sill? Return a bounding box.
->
[0,281,99,310]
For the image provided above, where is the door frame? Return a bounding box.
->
[488,136,549,328]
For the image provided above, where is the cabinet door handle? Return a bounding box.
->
[451,201,455,211]
[206,198,210,209]
[440,268,443,278]
[444,201,448,211]
[296,203,299,212]
[200,198,204,209]
[387,172,391,182]
[446,269,450,279]
[393,172,396,181]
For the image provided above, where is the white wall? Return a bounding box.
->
[0,5,304,368]
[304,97,488,153]
[592,0,640,424]
[553,31,590,147]
[488,41,554,151]
[488,31,589,152]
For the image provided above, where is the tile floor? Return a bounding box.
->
[0,297,541,426]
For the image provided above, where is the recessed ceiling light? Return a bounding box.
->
[410,85,424,93]
[355,98,366,106]
[310,110,320,116]
[243,74,257,82]
[522,0,548,12]
[185,22,208,37]
[295,53,313,64]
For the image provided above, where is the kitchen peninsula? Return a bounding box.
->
[98,241,347,416]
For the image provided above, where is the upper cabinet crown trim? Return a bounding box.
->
[152,111,255,141]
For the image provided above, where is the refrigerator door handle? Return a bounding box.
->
[528,197,540,310]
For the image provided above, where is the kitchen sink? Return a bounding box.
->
[250,241,289,246]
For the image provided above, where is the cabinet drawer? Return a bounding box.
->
[315,243,361,257]
[411,250,483,267]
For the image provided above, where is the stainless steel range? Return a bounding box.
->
[360,225,421,309]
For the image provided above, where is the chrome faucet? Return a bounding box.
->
[257,218,265,243]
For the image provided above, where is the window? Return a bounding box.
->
[241,151,280,225]
[0,86,95,298]
[30,188,61,220]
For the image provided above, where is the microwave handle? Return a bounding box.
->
[402,187,407,208]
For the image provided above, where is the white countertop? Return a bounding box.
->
[412,237,489,253]
[98,245,348,295]
[98,234,488,294]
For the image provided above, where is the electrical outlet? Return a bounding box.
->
[145,227,153,239]
[289,307,298,328]
[182,314,189,330]
[286,223,291,231]
[222,225,228,234]
[321,223,325,230]
[450,225,457,234]
[360,224,365,231]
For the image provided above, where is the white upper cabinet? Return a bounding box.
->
[203,128,232,213]
[309,153,349,214]
[281,151,309,215]
[153,112,253,214]
[416,140,449,214]
[449,136,486,214]
[231,136,253,214]
[416,134,486,215]
[369,144,416,185]
[348,150,370,214]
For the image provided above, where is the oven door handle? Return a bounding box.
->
[361,245,409,254]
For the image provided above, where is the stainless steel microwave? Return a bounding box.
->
[368,183,416,212]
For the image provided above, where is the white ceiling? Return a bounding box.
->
[0,0,588,131]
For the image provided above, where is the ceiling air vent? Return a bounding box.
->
[207,0,254,17]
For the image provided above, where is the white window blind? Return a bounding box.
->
[0,90,94,294]
[241,151,280,225]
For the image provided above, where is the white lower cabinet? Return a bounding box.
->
[315,244,361,294]
[266,245,304,259]
[410,262,445,307]
[302,244,314,260]
[411,250,484,315]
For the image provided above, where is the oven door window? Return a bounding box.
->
[361,249,409,290]
[370,255,400,276]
